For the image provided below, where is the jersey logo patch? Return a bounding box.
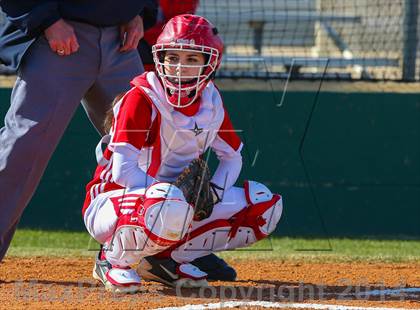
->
[190,122,204,136]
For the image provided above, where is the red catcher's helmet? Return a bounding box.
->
[152,14,224,108]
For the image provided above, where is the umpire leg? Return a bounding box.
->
[0,219,18,261]
[0,22,142,261]
[0,60,93,261]
[0,22,142,262]
[81,25,143,136]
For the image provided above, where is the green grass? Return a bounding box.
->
[8,229,100,258]
[7,229,420,263]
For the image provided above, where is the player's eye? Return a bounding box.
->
[165,55,179,63]
[186,56,201,64]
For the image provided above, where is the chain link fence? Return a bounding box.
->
[1,1,420,81]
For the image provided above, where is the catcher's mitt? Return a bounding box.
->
[173,158,219,221]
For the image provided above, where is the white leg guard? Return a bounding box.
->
[105,183,194,267]
[84,188,147,244]
[171,180,283,263]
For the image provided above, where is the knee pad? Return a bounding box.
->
[170,181,283,263]
[141,182,194,242]
[244,180,283,236]
[204,180,282,243]
[106,183,194,266]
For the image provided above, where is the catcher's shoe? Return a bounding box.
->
[92,250,141,294]
[191,253,237,281]
[137,256,208,288]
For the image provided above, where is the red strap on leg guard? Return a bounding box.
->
[228,194,281,241]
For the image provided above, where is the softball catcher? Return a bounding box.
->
[82,14,283,293]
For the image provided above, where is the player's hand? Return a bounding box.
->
[44,19,80,56]
[119,15,144,52]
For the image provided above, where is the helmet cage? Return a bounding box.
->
[152,43,220,108]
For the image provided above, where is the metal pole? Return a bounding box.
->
[403,0,419,81]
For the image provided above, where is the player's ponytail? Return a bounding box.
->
[103,93,125,134]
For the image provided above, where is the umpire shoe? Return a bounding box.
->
[137,256,208,288]
[92,250,141,294]
[191,253,237,281]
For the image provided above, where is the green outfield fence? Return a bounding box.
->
[1,87,419,238]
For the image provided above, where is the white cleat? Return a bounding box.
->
[93,258,141,294]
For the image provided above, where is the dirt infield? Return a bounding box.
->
[0,257,419,309]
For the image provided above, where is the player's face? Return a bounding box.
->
[163,50,206,82]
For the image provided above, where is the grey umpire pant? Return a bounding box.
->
[0,21,143,261]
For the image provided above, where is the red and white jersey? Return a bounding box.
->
[82,72,242,215]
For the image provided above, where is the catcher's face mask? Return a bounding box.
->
[152,14,223,108]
